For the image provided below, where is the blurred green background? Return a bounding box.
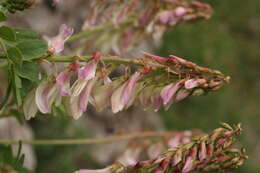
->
[31,0,260,172]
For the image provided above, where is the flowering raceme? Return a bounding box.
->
[75,124,247,173]
[23,52,229,120]
[75,0,213,54]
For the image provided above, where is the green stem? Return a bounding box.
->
[67,23,113,43]
[0,131,174,146]
[46,55,167,69]
[0,60,8,68]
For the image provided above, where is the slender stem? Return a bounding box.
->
[0,60,8,68]
[46,55,166,69]
[0,131,175,146]
[67,23,113,43]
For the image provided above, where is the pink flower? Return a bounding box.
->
[35,80,59,114]
[56,70,72,96]
[199,141,207,161]
[168,134,181,148]
[48,24,73,54]
[185,79,206,89]
[118,147,141,166]
[23,90,38,120]
[182,156,194,173]
[111,72,141,113]
[160,81,183,105]
[69,78,97,119]
[158,10,173,24]
[174,7,187,17]
[71,60,97,97]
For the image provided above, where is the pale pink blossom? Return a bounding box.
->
[71,60,97,97]
[48,24,73,54]
[161,81,183,105]
[185,79,206,89]
[69,78,97,119]
[111,72,141,113]
[168,134,181,148]
[56,70,72,96]
[117,147,141,166]
[150,88,163,111]
[158,10,173,24]
[182,156,194,173]
[174,7,187,17]
[35,81,59,114]
[199,141,207,161]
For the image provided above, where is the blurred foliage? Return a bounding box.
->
[29,0,260,173]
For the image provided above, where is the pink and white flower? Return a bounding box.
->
[160,81,183,105]
[69,78,97,119]
[56,70,72,96]
[111,72,141,113]
[35,80,59,114]
[185,79,206,89]
[48,24,73,55]
[71,60,97,97]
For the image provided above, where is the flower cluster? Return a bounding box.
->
[77,0,212,54]
[117,130,204,166]
[76,124,247,173]
[23,52,229,120]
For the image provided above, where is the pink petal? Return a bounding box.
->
[56,70,71,96]
[199,141,207,161]
[79,78,96,112]
[161,81,183,105]
[182,156,194,173]
[35,81,58,114]
[111,73,141,113]
[168,135,181,148]
[78,60,97,80]
[122,72,141,105]
[111,83,126,113]
[174,7,187,17]
[48,24,73,54]
[71,79,88,97]
[158,10,173,24]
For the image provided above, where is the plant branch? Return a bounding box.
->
[0,131,176,146]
